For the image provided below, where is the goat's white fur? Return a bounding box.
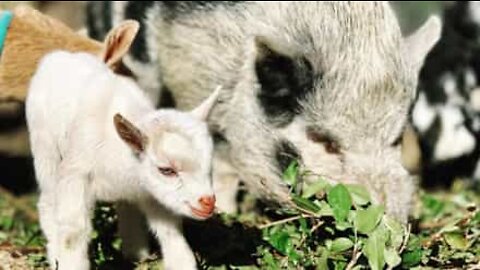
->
[26,51,219,270]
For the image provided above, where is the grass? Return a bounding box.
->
[0,177,479,269]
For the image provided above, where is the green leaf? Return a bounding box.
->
[292,195,321,213]
[334,261,347,270]
[473,211,480,223]
[439,223,460,234]
[346,184,371,206]
[268,231,291,255]
[335,221,352,231]
[421,195,445,217]
[260,249,280,270]
[317,201,334,217]
[299,217,309,235]
[401,248,423,268]
[384,216,405,250]
[283,160,299,187]
[444,232,469,250]
[327,184,352,222]
[354,205,384,234]
[405,235,422,250]
[287,249,301,265]
[302,179,331,198]
[364,228,386,270]
[329,237,354,253]
[384,248,402,268]
[0,216,14,230]
[316,247,329,270]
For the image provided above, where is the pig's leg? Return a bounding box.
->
[213,155,240,214]
[116,201,150,261]
[55,172,93,270]
[141,201,197,270]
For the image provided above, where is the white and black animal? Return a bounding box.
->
[411,1,480,186]
[87,2,441,223]
[26,51,220,270]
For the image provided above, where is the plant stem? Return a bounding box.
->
[345,247,362,270]
[399,224,411,254]
[257,215,305,230]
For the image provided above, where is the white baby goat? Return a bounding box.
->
[26,50,220,270]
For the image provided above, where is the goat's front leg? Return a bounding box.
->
[55,172,93,270]
[38,190,59,269]
[140,201,197,270]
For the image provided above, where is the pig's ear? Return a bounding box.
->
[114,113,148,154]
[403,15,442,71]
[252,37,313,124]
[101,20,140,68]
[191,86,222,121]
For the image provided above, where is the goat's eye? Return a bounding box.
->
[158,167,178,177]
[306,128,341,154]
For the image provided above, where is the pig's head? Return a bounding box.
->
[223,3,441,222]
[114,88,220,220]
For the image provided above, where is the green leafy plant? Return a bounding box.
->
[0,163,478,269]
[254,163,409,270]
[251,162,479,270]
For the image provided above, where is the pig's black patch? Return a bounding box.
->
[255,45,315,127]
[86,2,112,41]
[124,1,156,63]
[157,86,177,108]
[275,140,301,176]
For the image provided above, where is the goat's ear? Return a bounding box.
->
[114,113,148,154]
[101,20,140,68]
[191,86,221,121]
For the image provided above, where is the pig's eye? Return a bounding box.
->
[306,128,341,154]
[158,167,178,177]
[391,134,402,147]
[324,140,340,154]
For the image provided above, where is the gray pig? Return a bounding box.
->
[87,2,441,223]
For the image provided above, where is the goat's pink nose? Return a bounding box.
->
[198,195,216,212]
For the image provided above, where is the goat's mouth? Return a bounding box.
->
[188,205,214,219]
